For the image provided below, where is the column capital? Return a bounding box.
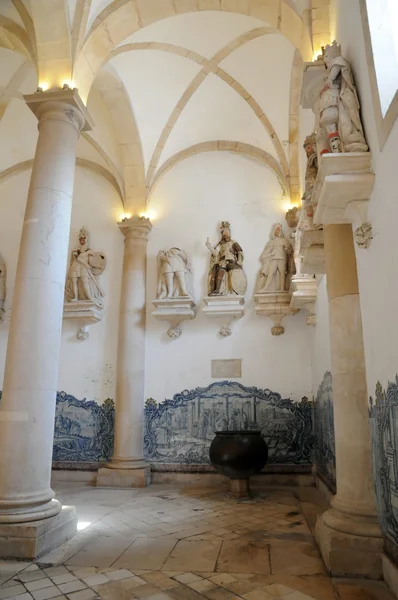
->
[118,215,152,240]
[24,89,93,132]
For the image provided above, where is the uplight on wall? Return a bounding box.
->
[119,213,131,222]
[139,210,157,221]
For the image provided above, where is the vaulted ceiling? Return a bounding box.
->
[0,0,321,212]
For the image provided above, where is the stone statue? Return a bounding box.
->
[0,254,6,322]
[285,206,299,229]
[256,223,294,293]
[65,227,106,304]
[318,41,368,154]
[157,248,191,298]
[206,221,247,296]
[300,132,320,230]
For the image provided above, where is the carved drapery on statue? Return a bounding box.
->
[206,221,247,296]
[156,248,192,299]
[318,41,368,155]
[65,226,106,305]
[256,223,295,293]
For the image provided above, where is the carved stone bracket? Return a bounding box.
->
[312,153,375,248]
[290,275,318,326]
[202,295,245,337]
[300,229,325,275]
[63,299,104,340]
[152,297,196,339]
[254,292,298,335]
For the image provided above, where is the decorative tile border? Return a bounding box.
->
[370,379,398,566]
[144,381,314,468]
[314,371,336,492]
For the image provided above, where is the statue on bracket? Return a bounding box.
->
[65,226,106,305]
[0,254,6,323]
[318,41,368,154]
[205,221,247,296]
[156,248,191,299]
[256,223,295,293]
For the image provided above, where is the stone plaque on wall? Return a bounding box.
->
[211,359,242,378]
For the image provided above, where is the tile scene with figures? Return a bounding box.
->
[0,483,394,600]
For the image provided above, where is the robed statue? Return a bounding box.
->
[65,227,106,305]
[256,223,295,293]
[156,247,191,299]
[206,222,247,296]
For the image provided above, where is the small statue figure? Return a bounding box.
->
[0,254,6,322]
[65,227,106,304]
[157,248,191,299]
[318,41,368,154]
[300,132,321,230]
[206,222,247,296]
[285,206,299,229]
[256,223,294,293]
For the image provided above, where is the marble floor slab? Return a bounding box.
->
[0,483,394,600]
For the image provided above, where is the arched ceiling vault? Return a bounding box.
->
[0,0,322,213]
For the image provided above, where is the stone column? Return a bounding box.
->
[97,215,152,488]
[0,90,91,558]
[316,224,383,577]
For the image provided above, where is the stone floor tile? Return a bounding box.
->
[66,589,98,600]
[0,584,26,600]
[270,545,326,577]
[208,574,236,587]
[113,538,177,571]
[242,591,274,600]
[283,593,316,600]
[66,570,97,579]
[82,575,109,587]
[264,583,295,596]
[66,537,132,569]
[217,541,271,575]
[19,573,48,584]
[162,540,221,572]
[145,594,174,600]
[105,570,133,582]
[57,581,86,595]
[332,579,397,600]
[140,572,176,589]
[43,568,69,578]
[0,564,30,573]
[188,579,217,593]
[203,588,243,600]
[128,583,159,598]
[8,594,33,600]
[25,580,54,592]
[31,587,62,600]
[49,575,77,586]
[173,573,202,584]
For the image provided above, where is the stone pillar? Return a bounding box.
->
[316,224,383,577]
[0,90,91,558]
[97,216,152,488]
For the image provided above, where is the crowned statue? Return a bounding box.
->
[156,248,192,299]
[256,223,295,293]
[318,41,368,154]
[206,222,247,296]
[65,227,106,305]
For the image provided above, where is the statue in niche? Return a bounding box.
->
[156,248,192,299]
[256,223,294,293]
[318,41,368,154]
[206,221,247,296]
[0,254,6,322]
[65,227,106,304]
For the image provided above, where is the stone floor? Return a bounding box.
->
[0,483,395,600]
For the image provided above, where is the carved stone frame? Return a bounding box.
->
[359,0,398,149]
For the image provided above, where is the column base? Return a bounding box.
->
[0,506,77,560]
[315,511,383,578]
[97,461,151,488]
[382,554,398,598]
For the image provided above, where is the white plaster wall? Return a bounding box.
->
[145,152,312,403]
[331,0,398,395]
[0,168,124,404]
[311,276,331,395]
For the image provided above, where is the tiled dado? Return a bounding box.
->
[313,372,336,492]
[144,381,314,469]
